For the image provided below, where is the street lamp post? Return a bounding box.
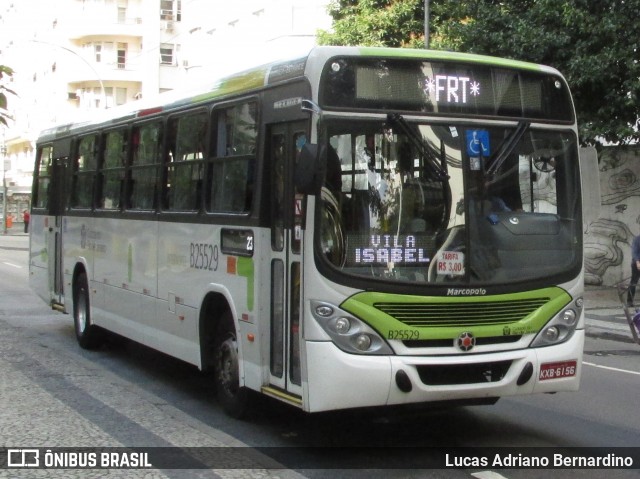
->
[30,40,107,109]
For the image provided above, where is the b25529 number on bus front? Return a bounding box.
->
[387,330,420,340]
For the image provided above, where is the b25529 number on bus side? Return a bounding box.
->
[190,243,219,271]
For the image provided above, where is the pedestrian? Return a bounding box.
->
[627,233,640,306]
[22,209,29,233]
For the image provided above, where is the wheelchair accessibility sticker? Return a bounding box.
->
[466,130,490,157]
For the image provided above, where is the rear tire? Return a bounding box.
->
[214,310,250,418]
[73,272,103,350]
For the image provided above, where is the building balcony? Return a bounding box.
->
[64,60,145,85]
[66,17,145,41]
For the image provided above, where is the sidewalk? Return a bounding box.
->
[1,231,635,343]
[584,284,639,343]
[0,228,29,249]
[1,229,29,236]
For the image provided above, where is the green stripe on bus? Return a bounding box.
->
[190,69,267,104]
[236,256,255,312]
[357,47,543,72]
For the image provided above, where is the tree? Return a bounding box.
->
[317,0,425,48]
[319,0,640,147]
[0,65,15,127]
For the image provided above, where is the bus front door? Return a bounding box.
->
[47,154,68,309]
[267,122,306,400]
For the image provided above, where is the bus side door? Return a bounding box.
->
[267,121,307,398]
[47,141,70,308]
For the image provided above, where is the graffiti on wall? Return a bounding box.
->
[584,147,640,286]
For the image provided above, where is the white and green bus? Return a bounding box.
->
[30,46,585,416]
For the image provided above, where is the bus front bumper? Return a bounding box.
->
[304,330,584,413]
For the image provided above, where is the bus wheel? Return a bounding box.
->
[73,272,103,350]
[214,311,250,418]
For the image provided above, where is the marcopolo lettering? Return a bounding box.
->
[447,288,487,296]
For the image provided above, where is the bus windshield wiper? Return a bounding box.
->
[387,113,449,181]
[486,120,530,176]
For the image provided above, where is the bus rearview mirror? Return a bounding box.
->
[295,143,325,195]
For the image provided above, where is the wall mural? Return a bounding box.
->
[584,147,640,286]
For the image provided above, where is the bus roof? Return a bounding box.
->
[37,45,555,143]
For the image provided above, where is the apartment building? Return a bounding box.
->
[0,0,330,221]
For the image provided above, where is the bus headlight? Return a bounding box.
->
[543,326,560,342]
[334,317,351,333]
[530,298,582,348]
[311,300,393,355]
[561,309,577,326]
[354,334,372,351]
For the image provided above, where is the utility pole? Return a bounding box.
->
[1,143,6,235]
[424,0,430,49]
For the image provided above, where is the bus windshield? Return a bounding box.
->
[319,119,581,287]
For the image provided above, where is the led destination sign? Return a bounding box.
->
[350,234,432,266]
[321,57,573,121]
[424,75,480,104]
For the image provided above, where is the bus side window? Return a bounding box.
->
[207,101,257,214]
[34,145,54,209]
[99,128,128,210]
[165,111,207,212]
[129,122,162,211]
[71,134,99,209]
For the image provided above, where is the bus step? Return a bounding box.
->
[261,386,302,408]
[51,302,65,313]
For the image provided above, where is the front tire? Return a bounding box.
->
[73,272,103,350]
[214,310,250,418]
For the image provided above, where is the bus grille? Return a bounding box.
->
[417,361,512,385]
[374,298,549,327]
[403,335,522,348]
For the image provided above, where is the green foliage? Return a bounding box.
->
[319,0,640,146]
[0,65,15,127]
[318,0,425,47]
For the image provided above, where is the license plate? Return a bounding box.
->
[539,360,577,380]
